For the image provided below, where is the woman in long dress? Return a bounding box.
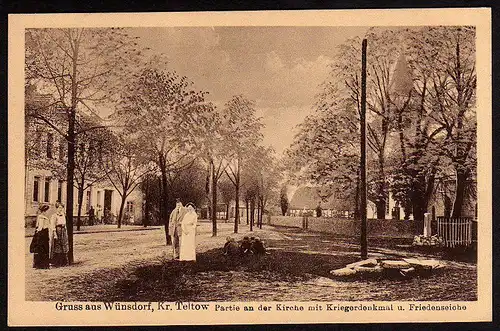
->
[50,202,69,267]
[179,203,198,262]
[33,204,51,269]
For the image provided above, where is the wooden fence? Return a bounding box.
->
[437,217,474,247]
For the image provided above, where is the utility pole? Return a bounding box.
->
[360,38,368,259]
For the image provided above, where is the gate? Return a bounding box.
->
[436,217,473,248]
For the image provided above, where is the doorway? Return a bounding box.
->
[104,189,113,214]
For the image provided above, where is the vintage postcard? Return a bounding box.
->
[8,9,492,326]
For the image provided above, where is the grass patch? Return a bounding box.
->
[105,247,360,302]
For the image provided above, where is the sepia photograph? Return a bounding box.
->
[8,9,492,326]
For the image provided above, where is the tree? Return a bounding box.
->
[321,29,410,219]
[284,91,360,214]
[415,27,476,218]
[222,95,264,233]
[255,147,281,227]
[72,119,115,230]
[117,67,212,243]
[104,134,152,228]
[166,160,207,212]
[219,177,235,221]
[26,28,143,263]
[388,26,476,231]
[280,185,289,216]
[140,173,162,227]
[197,107,232,236]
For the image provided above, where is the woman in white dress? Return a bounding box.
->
[179,203,198,261]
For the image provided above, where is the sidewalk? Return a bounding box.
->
[25,224,163,237]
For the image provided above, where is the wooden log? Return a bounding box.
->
[346,258,378,269]
[354,265,383,274]
[403,258,444,270]
[381,260,411,269]
[330,267,357,277]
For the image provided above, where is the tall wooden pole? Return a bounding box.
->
[360,38,368,259]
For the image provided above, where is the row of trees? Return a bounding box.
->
[25,28,280,263]
[285,27,477,233]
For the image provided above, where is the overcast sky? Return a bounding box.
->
[130,27,368,155]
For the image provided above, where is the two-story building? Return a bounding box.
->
[25,87,143,227]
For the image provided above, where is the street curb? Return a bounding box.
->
[25,226,162,238]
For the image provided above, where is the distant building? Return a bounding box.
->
[288,186,353,218]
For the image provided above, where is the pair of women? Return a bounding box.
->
[32,202,69,269]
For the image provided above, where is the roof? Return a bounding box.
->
[390,52,414,97]
[289,186,352,211]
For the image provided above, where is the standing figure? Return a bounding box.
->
[180,203,198,261]
[88,206,95,226]
[96,204,102,223]
[168,198,187,259]
[50,202,69,267]
[32,204,51,269]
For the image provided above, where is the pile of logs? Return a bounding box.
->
[413,234,444,247]
[330,258,445,279]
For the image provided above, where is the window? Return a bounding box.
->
[57,180,63,202]
[44,178,51,202]
[34,130,42,156]
[126,201,135,213]
[46,133,53,158]
[86,190,92,211]
[59,138,65,161]
[33,176,40,202]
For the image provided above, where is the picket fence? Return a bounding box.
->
[436,217,474,248]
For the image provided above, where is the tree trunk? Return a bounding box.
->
[452,170,468,218]
[211,162,218,237]
[250,198,255,231]
[234,159,240,233]
[64,40,80,265]
[66,124,75,264]
[403,201,412,220]
[412,198,425,235]
[117,193,127,229]
[246,199,249,225]
[76,187,84,231]
[259,198,264,229]
[256,196,261,228]
[160,159,171,245]
[375,201,385,220]
[144,179,150,227]
[354,171,360,219]
[444,195,452,218]
[376,151,386,220]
